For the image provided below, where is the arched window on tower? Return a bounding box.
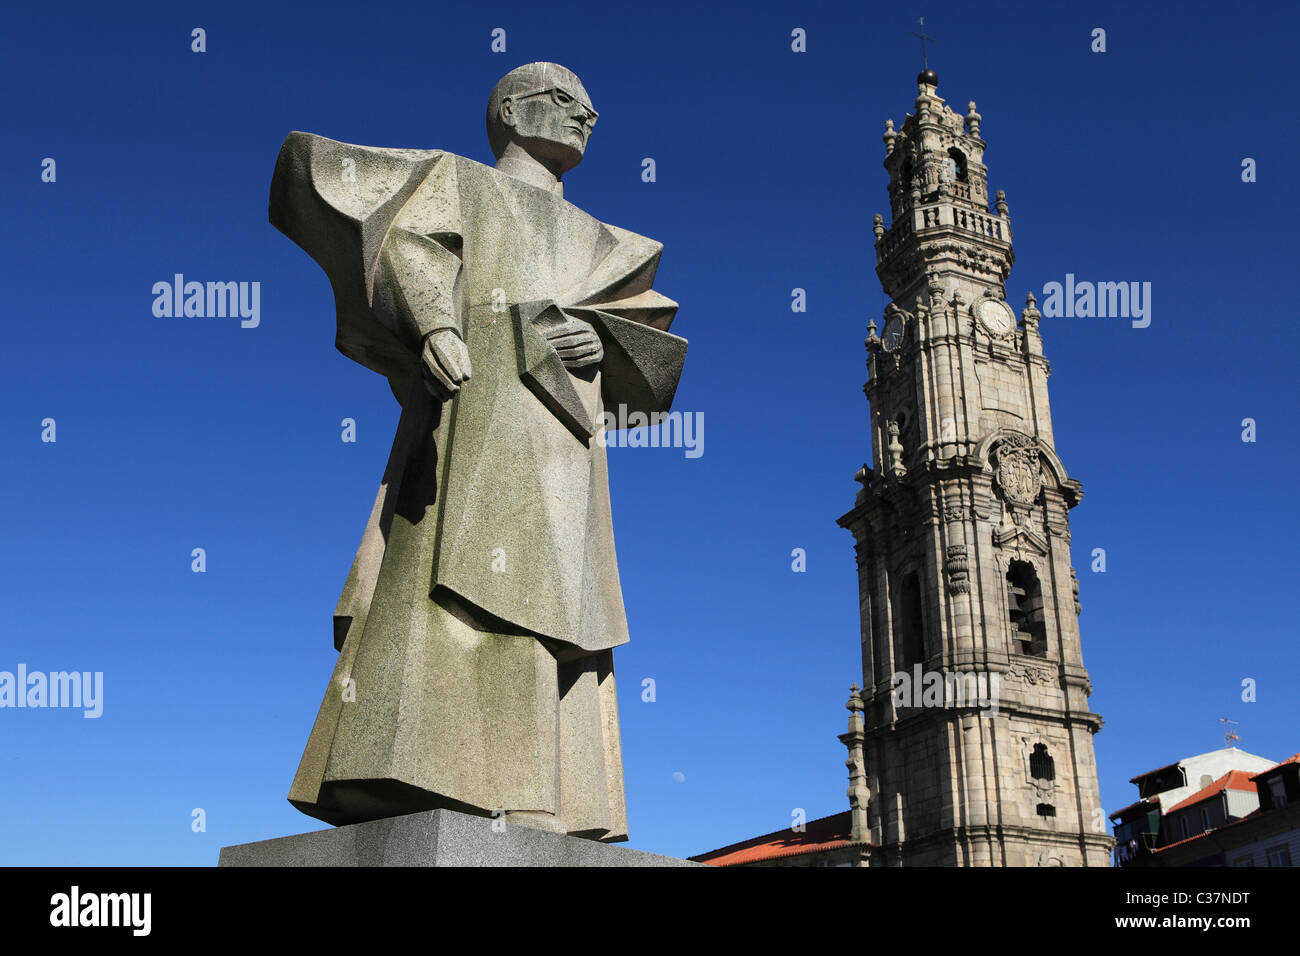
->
[1007,561,1047,657]
[897,573,926,669]
[946,147,968,183]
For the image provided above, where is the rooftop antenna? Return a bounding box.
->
[1219,717,1240,746]
[910,17,937,72]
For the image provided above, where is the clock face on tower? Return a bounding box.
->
[882,316,905,351]
[975,297,1015,336]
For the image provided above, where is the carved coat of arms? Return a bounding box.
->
[993,434,1043,506]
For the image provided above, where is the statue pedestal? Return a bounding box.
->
[218,807,701,867]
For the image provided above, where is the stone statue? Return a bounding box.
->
[268,62,687,842]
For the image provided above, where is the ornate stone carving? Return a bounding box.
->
[992,433,1043,506]
[1007,661,1056,686]
[944,544,970,594]
[993,523,1049,555]
[918,241,1007,279]
[926,267,946,305]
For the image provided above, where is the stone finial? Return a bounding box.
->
[845,684,865,734]
[995,189,1009,217]
[1022,290,1041,331]
[965,100,982,137]
[873,213,885,240]
[847,682,864,716]
[883,119,897,155]
[865,318,881,353]
[887,421,907,478]
[841,683,870,845]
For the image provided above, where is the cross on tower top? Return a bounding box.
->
[910,17,937,71]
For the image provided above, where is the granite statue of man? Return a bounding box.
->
[268,62,687,842]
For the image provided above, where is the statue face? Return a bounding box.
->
[501,81,598,175]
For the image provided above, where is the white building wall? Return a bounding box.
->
[1148,748,1275,810]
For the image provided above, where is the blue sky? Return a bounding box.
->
[2,0,1298,864]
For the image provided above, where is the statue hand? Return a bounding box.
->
[542,314,603,369]
[421,329,471,399]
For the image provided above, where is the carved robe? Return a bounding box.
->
[268,132,687,840]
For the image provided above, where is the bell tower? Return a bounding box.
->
[837,69,1111,866]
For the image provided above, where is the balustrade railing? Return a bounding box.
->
[876,201,1007,260]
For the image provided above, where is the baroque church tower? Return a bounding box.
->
[836,69,1111,866]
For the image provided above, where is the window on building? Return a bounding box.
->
[946,148,968,184]
[1199,807,1211,832]
[1030,744,1055,782]
[1006,561,1047,657]
[1266,845,1292,867]
[898,573,925,669]
[1180,817,1190,840]
[1269,777,1287,808]
[1036,803,1055,817]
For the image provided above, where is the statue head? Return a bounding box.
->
[487,62,597,177]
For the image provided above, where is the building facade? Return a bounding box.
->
[835,69,1111,866]
[1113,749,1299,867]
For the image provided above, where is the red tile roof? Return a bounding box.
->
[691,812,857,866]
[1251,753,1300,781]
[1165,770,1258,815]
[1154,781,1300,856]
[1154,828,1213,852]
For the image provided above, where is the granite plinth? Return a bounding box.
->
[218,808,701,867]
